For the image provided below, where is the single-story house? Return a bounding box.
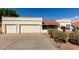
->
[2,17,76,34]
[42,19,72,32]
[2,17,42,33]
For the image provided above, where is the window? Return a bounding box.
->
[66,24,70,30]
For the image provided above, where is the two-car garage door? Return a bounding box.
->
[5,24,41,33]
[20,25,41,33]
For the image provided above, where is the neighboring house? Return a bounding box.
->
[2,17,42,33]
[71,21,79,27]
[71,21,79,32]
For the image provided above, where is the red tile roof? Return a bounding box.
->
[43,20,59,25]
[71,22,79,27]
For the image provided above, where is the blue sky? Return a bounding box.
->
[8,8,79,20]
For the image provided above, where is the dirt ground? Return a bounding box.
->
[44,33,79,50]
[0,26,2,33]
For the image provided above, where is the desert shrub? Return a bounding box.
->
[0,22,2,26]
[52,31,68,43]
[68,32,79,45]
[48,29,57,35]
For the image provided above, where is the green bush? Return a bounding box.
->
[52,31,67,43]
[68,32,79,45]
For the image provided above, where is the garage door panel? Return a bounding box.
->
[20,25,41,33]
[6,25,17,33]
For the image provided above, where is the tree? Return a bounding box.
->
[0,9,19,22]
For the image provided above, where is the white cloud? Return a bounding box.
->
[61,16,79,22]
[70,16,79,22]
[69,16,79,19]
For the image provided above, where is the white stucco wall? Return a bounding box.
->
[2,17,43,33]
[56,19,72,31]
[56,19,71,26]
[2,17,42,21]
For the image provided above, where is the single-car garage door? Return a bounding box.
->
[20,24,41,33]
[5,25,17,33]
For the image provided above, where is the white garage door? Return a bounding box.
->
[20,24,41,33]
[6,25,17,33]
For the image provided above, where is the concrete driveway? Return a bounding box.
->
[0,33,56,50]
